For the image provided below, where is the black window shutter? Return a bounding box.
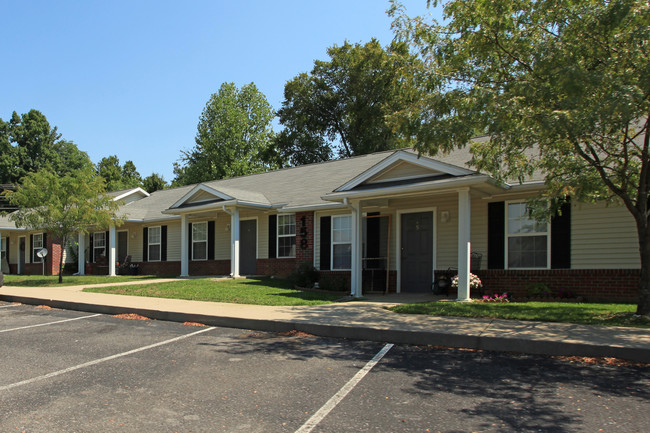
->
[268,215,277,259]
[320,216,331,271]
[188,223,193,261]
[551,200,571,269]
[161,226,168,262]
[142,227,148,262]
[487,202,505,269]
[89,233,94,263]
[105,231,109,257]
[5,236,9,263]
[30,234,34,262]
[208,221,215,260]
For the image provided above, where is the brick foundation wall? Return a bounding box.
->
[474,269,641,303]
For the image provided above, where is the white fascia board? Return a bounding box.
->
[323,175,499,202]
[335,150,475,192]
[163,199,272,215]
[481,181,545,199]
[124,215,181,223]
[277,202,349,213]
[113,187,150,202]
[169,184,234,209]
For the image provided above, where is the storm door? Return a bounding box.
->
[400,212,433,292]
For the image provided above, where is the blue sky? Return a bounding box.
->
[1,0,438,183]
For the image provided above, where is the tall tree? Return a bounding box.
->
[391,0,650,314]
[96,155,141,191]
[4,167,123,283]
[173,82,277,185]
[0,110,92,184]
[275,39,423,166]
[142,173,167,193]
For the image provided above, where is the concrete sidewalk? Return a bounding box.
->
[2,280,650,363]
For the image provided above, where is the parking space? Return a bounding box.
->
[1,302,649,432]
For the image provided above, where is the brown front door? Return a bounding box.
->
[400,212,433,293]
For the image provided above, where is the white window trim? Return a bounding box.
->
[1,236,7,260]
[32,233,44,260]
[148,226,162,262]
[93,231,106,262]
[505,201,551,270]
[331,214,352,271]
[192,221,208,261]
[277,214,296,259]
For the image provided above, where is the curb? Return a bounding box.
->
[3,294,649,363]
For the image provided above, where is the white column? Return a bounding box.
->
[457,188,471,301]
[350,200,363,298]
[78,232,86,275]
[180,214,189,277]
[231,208,240,278]
[108,225,116,276]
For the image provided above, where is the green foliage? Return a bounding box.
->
[389,301,648,328]
[84,277,340,306]
[275,39,424,166]
[525,283,552,298]
[3,167,124,283]
[318,273,350,292]
[96,155,142,192]
[173,82,277,185]
[288,263,320,288]
[142,172,167,193]
[0,110,92,184]
[391,0,650,315]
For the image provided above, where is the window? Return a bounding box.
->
[192,222,208,261]
[33,233,44,261]
[148,226,161,262]
[506,202,548,268]
[93,232,106,262]
[1,237,6,261]
[332,215,352,270]
[277,214,296,258]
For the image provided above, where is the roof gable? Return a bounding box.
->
[170,184,233,209]
[334,150,475,192]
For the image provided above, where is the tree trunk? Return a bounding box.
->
[636,224,650,315]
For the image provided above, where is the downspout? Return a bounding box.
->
[222,204,239,278]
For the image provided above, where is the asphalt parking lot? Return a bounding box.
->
[1,300,649,433]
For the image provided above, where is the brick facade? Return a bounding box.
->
[474,269,640,303]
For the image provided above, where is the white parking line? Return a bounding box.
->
[0,326,215,392]
[0,314,102,333]
[295,343,394,433]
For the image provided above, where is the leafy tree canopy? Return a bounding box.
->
[173,82,277,185]
[391,0,650,314]
[96,155,142,192]
[4,167,123,283]
[0,110,92,184]
[142,172,167,193]
[274,38,424,166]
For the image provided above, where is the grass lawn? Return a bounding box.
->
[389,301,650,328]
[83,277,342,306]
[2,274,163,287]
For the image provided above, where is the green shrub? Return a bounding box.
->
[526,282,552,298]
[319,273,349,292]
[288,263,320,288]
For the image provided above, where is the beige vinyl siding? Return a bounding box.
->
[572,201,639,269]
[257,215,269,260]
[368,161,437,183]
[214,216,230,260]
[165,221,181,261]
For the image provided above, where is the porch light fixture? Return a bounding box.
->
[440,211,450,223]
